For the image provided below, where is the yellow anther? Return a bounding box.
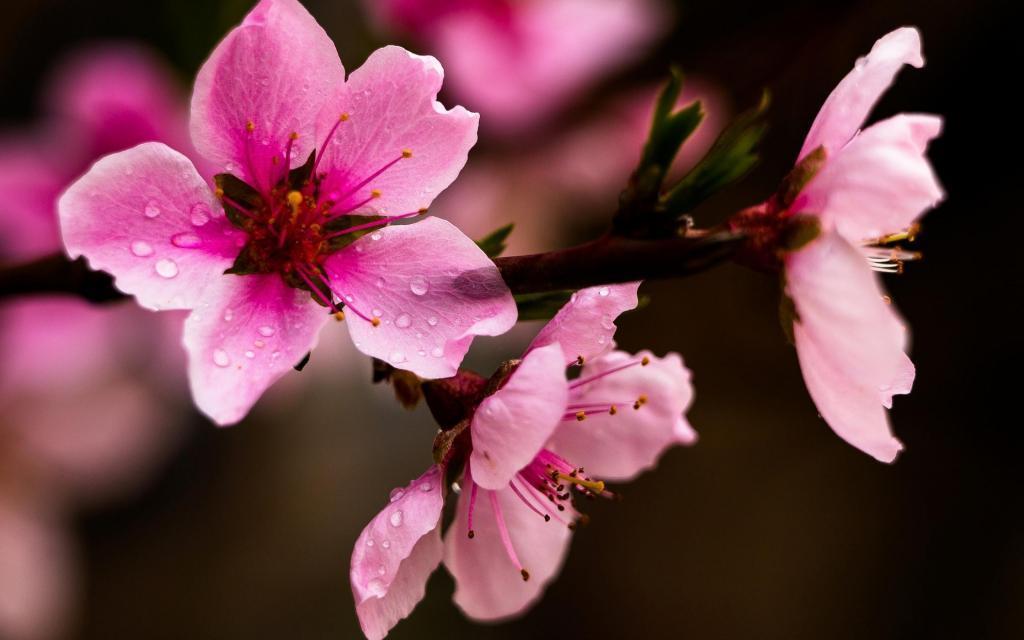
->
[417,207,429,214]
[333,311,345,322]
[608,405,618,415]
[289,131,299,140]
[633,394,648,410]
[286,190,303,215]
[402,149,413,158]
[641,356,650,366]
[214,188,225,198]
[340,113,350,122]
[575,411,587,422]
[371,317,381,327]
[245,120,255,133]
[371,189,382,198]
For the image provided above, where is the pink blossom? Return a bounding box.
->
[350,283,697,637]
[58,0,517,425]
[365,0,668,135]
[783,28,944,462]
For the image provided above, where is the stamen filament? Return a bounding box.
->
[466,476,479,539]
[312,113,349,176]
[332,153,407,205]
[508,480,550,522]
[488,490,529,581]
[569,357,649,390]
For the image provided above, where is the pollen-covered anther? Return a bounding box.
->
[371,317,381,327]
[401,148,413,158]
[633,394,648,410]
[340,112,350,122]
[371,189,382,198]
[286,190,303,215]
[576,355,585,366]
[333,311,345,322]
[641,356,650,366]
[520,569,530,582]
[245,120,255,133]
[467,530,475,539]
[608,405,618,415]
[575,411,587,422]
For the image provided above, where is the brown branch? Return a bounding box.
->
[0,254,126,304]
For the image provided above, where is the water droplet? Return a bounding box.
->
[124,167,134,176]
[372,308,383,318]
[597,336,607,345]
[155,258,178,278]
[344,294,354,303]
[254,339,265,349]
[451,481,462,495]
[366,579,386,597]
[143,201,161,218]
[365,539,374,547]
[370,232,382,241]
[244,350,255,359]
[389,351,406,364]
[377,565,386,576]
[430,347,443,358]
[427,316,438,327]
[389,510,404,527]
[213,349,231,367]
[598,286,610,297]
[130,241,153,257]
[395,313,411,328]
[171,232,202,248]
[271,351,281,359]
[417,349,426,357]
[190,203,211,226]
[223,309,234,322]
[258,325,276,337]
[570,292,578,304]
[375,277,385,288]
[409,276,429,296]
[381,540,391,549]
[355,245,364,253]
[389,488,405,502]
[419,482,432,492]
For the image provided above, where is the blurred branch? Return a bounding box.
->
[0,229,744,305]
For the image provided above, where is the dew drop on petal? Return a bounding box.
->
[213,349,231,367]
[430,346,443,358]
[254,339,265,349]
[154,258,178,278]
[419,482,432,492]
[381,540,391,549]
[223,309,234,322]
[370,232,382,241]
[389,510,403,527]
[130,241,153,257]
[244,350,255,359]
[409,276,429,296]
[143,201,161,218]
[389,488,405,503]
[395,313,411,329]
[366,579,385,597]
[372,308,383,318]
[377,565,386,576]
[427,316,438,327]
[365,538,374,547]
[598,286,610,297]
[389,351,406,364]
[190,203,211,226]
[171,232,203,248]
[258,325,276,337]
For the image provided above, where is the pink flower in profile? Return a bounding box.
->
[350,284,697,638]
[365,0,667,135]
[58,0,517,425]
[782,28,944,462]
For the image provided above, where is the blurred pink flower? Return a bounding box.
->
[351,284,697,638]
[784,28,944,462]
[366,0,668,135]
[1,44,194,640]
[59,0,516,425]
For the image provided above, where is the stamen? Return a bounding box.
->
[508,480,551,522]
[466,477,479,539]
[281,132,299,184]
[312,113,349,176]
[575,411,587,421]
[332,152,409,206]
[570,357,649,390]
[296,267,340,312]
[633,394,648,410]
[333,311,345,322]
[488,490,528,580]
[323,209,426,239]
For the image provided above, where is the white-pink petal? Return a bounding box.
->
[470,344,569,490]
[58,142,239,311]
[799,27,924,160]
[324,217,517,379]
[182,274,329,425]
[550,350,696,481]
[351,466,445,640]
[786,231,911,462]
[190,0,345,192]
[797,113,944,242]
[527,283,640,365]
[315,46,479,218]
[444,486,572,621]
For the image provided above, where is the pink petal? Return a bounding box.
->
[799,27,924,160]
[323,217,516,379]
[431,0,666,134]
[182,273,329,425]
[190,0,345,192]
[798,114,944,241]
[786,231,911,462]
[549,350,696,481]
[527,283,640,365]
[444,486,572,621]
[470,344,569,490]
[0,139,66,260]
[315,46,478,218]
[351,466,445,640]
[58,142,240,311]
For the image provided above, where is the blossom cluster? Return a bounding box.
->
[1,0,943,638]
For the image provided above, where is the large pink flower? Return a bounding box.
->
[350,284,697,638]
[783,28,944,462]
[58,0,517,425]
[365,0,667,135]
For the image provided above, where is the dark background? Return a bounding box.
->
[1,0,1018,638]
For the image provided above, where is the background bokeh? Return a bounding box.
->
[1,0,1017,638]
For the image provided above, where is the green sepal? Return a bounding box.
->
[223,243,262,276]
[475,223,514,258]
[661,90,770,215]
[778,287,800,346]
[779,214,822,253]
[284,150,316,190]
[214,173,263,228]
[514,290,574,321]
[777,146,826,210]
